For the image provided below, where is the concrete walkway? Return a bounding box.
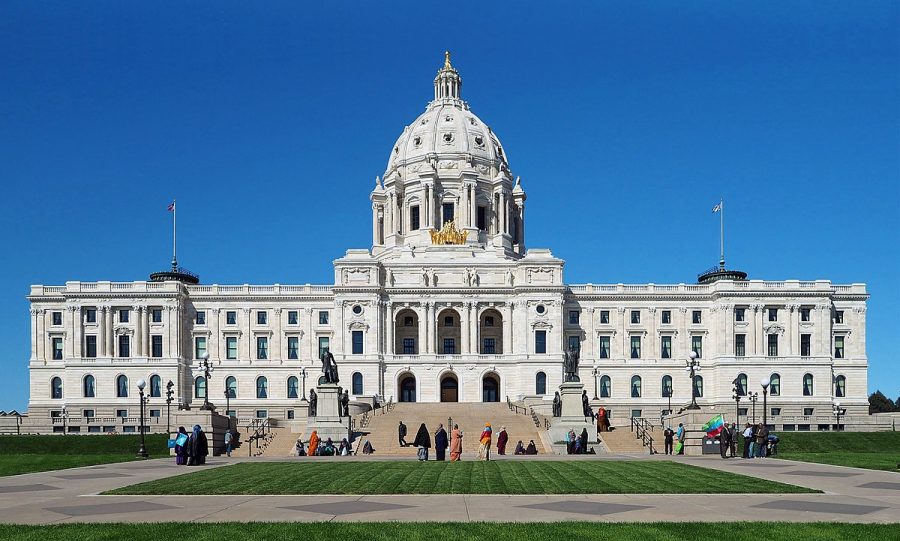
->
[0,454,898,524]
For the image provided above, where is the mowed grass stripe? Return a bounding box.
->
[106,460,816,495]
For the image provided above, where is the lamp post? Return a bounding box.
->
[165,380,174,435]
[136,379,148,458]
[760,377,770,427]
[748,392,758,424]
[224,388,232,417]
[731,383,741,427]
[300,367,308,402]
[686,351,701,410]
[832,401,844,431]
[666,380,673,416]
[61,403,68,435]
[200,353,213,410]
[592,367,599,400]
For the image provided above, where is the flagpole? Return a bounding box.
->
[172,200,177,270]
[719,197,724,270]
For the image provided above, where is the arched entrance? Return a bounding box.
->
[479,308,503,354]
[482,373,500,402]
[399,374,416,402]
[395,308,419,354]
[437,308,461,355]
[440,373,459,402]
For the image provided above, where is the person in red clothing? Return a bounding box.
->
[478,423,493,461]
[496,426,509,455]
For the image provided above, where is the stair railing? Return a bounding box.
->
[629,416,656,454]
[506,396,528,415]
[245,418,271,457]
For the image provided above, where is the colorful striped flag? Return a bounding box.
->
[702,414,725,438]
[167,201,175,212]
[711,202,722,213]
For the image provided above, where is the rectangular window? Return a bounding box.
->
[83,409,95,418]
[194,336,207,359]
[567,335,580,352]
[256,410,268,419]
[287,337,299,359]
[151,309,162,323]
[149,409,161,418]
[568,311,579,325]
[483,338,496,354]
[442,202,454,225]
[319,311,329,325]
[85,335,97,358]
[767,334,778,357]
[195,311,206,325]
[288,311,298,325]
[834,336,844,359]
[735,334,746,357]
[116,409,128,418]
[691,335,702,358]
[151,335,163,358]
[801,334,811,357]
[600,310,610,324]
[477,206,487,230]
[86,308,97,323]
[768,308,778,322]
[404,316,414,326]
[598,336,610,359]
[535,330,547,354]
[800,307,810,322]
[52,311,62,326]
[226,337,238,359]
[485,316,494,327]
[738,408,748,417]
[630,311,640,324]
[257,337,268,359]
[410,205,420,230]
[770,408,781,417]
[287,410,295,420]
[631,409,642,419]
[735,308,745,322]
[444,315,453,326]
[52,337,63,360]
[257,311,267,325]
[834,310,843,324]
[318,337,330,358]
[661,310,671,324]
[443,338,456,354]
[226,311,237,325]
[803,407,814,416]
[402,338,416,354]
[630,336,641,359]
[692,310,702,324]
[352,330,364,355]
[660,335,672,358]
[118,335,130,358]
[119,309,129,323]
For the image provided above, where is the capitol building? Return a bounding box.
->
[24,54,869,434]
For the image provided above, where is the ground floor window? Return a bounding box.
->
[403,338,416,354]
[352,330,364,355]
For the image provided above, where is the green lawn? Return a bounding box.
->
[0,434,170,476]
[0,523,895,541]
[760,431,900,471]
[107,460,814,495]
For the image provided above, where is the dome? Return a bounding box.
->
[384,52,510,180]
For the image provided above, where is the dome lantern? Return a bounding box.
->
[434,51,462,101]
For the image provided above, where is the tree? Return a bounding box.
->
[895,396,900,411]
[868,391,896,414]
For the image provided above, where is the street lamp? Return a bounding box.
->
[760,377,770,427]
[748,392,759,424]
[224,388,232,417]
[136,379,148,458]
[61,402,68,435]
[832,401,844,431]
[199,353,213,410]
[666,380,673,416]
[300,367,308,402]
[731,382,741,427]
[592,367,599,400]
[165,380,175,435]
[685,351,701,410]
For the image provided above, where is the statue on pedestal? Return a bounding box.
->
[309,389,318,417]
[552,391,561,417]
[563,345,580,382]
[340,390,350,418]
[582,390,593,419]
[321,348,339,384]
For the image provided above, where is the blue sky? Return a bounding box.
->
[0,2,897,410]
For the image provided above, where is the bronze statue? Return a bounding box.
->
[563,345,580,382]
[309,388,318,417]
[320,348,339,384]
[552,391,561,417]
[340,389,350,417]
[582,390,593,418]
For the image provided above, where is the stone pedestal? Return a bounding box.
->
[171,410,232,457]
[548,381,597,453]
[306,383,351,445]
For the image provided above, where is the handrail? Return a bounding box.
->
[630,416,656,454]
[245,418,271,457]
[506,396,528,416]
[528,405,552,430]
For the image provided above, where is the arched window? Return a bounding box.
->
[803,373,814,396]
[600,375,611,398]
[256,376,268,399]
[116,375,128,397]
[631,375,642,398]
[769,373,781,396]
[149,375,162,397]
[352,372,363,395]
[735,373,748,396]
[225,376,237,398]
[194,376,207,399]
[83,375,95,398]
[287,376,299,399]
[535,371,547,395]
[661,375,673,398]
[51,377,62,399]
[835,375,845,398]
[693,375,704,398]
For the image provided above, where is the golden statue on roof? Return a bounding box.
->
[430,220,468,245]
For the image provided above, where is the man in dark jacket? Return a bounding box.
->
[727,423,737,457]
[434,424,449,461]
[413,423,431,460]
[663,426,675,455]
[398,421,408,447]
[188,424,209,466]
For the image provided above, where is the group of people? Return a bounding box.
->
[295,430,354,457]
[399,420,530,461]
[514,440,539,455]
[741,422,779,458]
[663,423,686,455]
[173,425,209,466]
[565,428,593,454]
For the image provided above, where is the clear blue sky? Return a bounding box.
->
[0,2,897,411]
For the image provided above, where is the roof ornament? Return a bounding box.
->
[444,50,452,70]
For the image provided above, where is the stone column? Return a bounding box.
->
[502,304,512,355]
[724,304,734,357]
[272,308,282,360]
[305,308,314,360]
[426,302,435,354]
[37,309,46,361]
[134,306,143,357]
[470,302,479,355]
[818,303,831,356]
[647,307,657,358]
[29,308,38,361]
[617,307,626,359]
[109,306,116,357]
[460,302,470,354]
[509,301,518,355]
[242,308,252,360]
[756,305,765,356]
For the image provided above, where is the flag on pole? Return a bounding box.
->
[711,202,722,213]
[702,414,725,438]
[167,201,175,212]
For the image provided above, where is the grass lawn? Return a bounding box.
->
[0,522,896,541]
[0,434,170,476]
[752,431,900,471]
[107,460,815,495]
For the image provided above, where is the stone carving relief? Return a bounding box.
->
[343,268,371,285]
[438,160,458,169]
[526,267,555,284]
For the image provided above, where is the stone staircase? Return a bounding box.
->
[600,428,654,454]
[241,427,299,458]
[358,403,548,456]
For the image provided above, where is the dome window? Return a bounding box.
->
[536,304,546,315]
[469,117,476,125]
[421,118,429,125]
[352,305,363,315]
[474,136,484,147]
[443,133,454,144]
[444,114,453,122]
[413,136,422,147]
[394,146,399,154]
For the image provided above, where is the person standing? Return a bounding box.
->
[450,424,463,462]
[496,426,509,455]
[413,422,431,461]
[308,430,320,457]
[663,426,674,455]
[174,426,189,465]
[755,423,769,458]
[579,428,589,454]
[727,423,737,458]
[741,423,753,459]
[398,421,408,447]
[719,424,730,459]
[566,428,576,455]
[675,423,685,455]
[748,423,758,458]
[188,424,208,466]
[224,428,233,458]
[478,423,492,461]
[434,424,449,461]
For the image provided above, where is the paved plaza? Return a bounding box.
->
[0,454,897,524]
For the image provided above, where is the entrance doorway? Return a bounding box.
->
[440,374,459,402]
[399,374,416,402]
[482,373,500,402]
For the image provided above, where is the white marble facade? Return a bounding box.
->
[25,54,869,433]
